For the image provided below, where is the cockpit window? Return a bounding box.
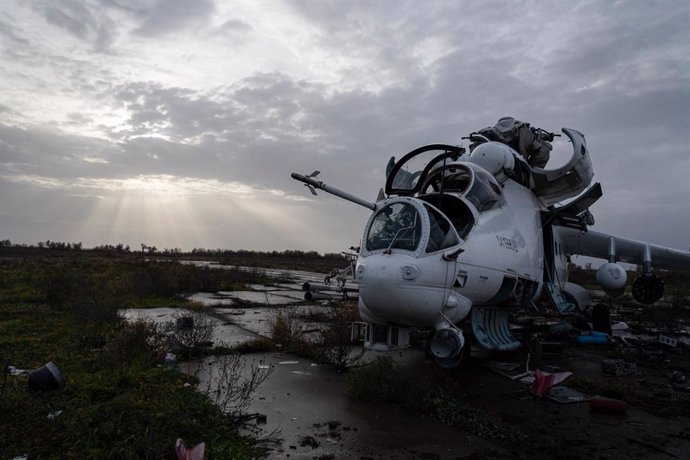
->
[366,202,422,252]
[420,165,472,194]
[465,168,503,212]
[419,194,475,239]
[425,204,460,253]
[385,144,465,196]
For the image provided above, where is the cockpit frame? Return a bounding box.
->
[385,144,466,196]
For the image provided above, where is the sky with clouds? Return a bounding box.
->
[1,0,689,254]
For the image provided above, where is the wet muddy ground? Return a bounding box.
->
[187,351,502,459]
[123,267,690,459]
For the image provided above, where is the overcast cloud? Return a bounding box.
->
[1,0,689,254]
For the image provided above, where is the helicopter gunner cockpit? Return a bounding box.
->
[364,199,461,255]
[366,202,422,252]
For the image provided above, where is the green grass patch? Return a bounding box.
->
[0,257,272,459]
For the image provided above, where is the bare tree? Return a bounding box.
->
[200,354,274,418]
[165,310,217,358]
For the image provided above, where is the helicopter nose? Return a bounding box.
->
[357,255,454,326]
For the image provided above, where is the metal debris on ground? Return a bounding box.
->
[601,359,637,377]
[545,386,592,404]
[548,321,574,334]
[47,410,63,420]
[658,335,678,348]
[481,354,533,380]
[611,321,629,331]
[533,341,563,354]
[299,435,320,448]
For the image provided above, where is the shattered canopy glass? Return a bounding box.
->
[366,202,422,251]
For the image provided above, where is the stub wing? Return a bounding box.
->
[558,227,690,272]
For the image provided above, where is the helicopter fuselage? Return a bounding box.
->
[356,172,550,329]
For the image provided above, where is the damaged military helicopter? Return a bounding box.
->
[291,120,690,368]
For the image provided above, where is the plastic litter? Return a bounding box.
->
[28,362,64,392]
[576,334,608,345]
[164,353,177,368]
[589,395,629,413]
[530,369,573,397]
[175,439,205,460]
[7,366,29,376]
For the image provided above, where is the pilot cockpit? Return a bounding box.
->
[385,144,504,214]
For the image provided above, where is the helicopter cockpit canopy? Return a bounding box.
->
[385,144,465,196]
[385,144,503,213]
[364,199,461,255]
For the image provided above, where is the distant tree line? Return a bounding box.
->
[190,248,346,259]
[0,239,83,250]
[0,238,347,260]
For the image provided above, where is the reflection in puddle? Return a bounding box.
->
[120,308,259,346]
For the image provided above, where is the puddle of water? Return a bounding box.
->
[186,292,236,306]
[246,284,282,291]
[120,307,183,325]
[213,291,301,305]
[120,307,259,346]
[183,352,484,458]
[219,308,273,336]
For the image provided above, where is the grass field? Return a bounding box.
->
[0,255,275,459]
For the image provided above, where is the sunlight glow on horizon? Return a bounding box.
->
[1,172,318,250]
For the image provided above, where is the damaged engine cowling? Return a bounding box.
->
[596,262,627,297]
[632,273,665,304]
